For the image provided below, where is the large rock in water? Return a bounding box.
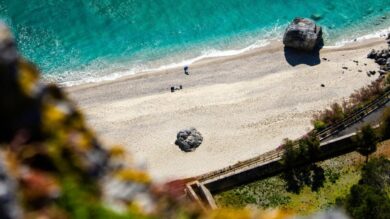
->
[283,17,323,51]
[175,128,203,152]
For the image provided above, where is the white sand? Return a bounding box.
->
[67,38,388,181]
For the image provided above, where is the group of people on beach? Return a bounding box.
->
[170,65,189,92]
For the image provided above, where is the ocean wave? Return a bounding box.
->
[58,39,271,87]
[325,26,390,49]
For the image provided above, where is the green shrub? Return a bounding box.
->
[380,107,390,140]
[325,169,340,184]
[354,124,378,163]
[281,137,325,194]
[313,120,326,131]
[359,157,390,192]
[341,184,390,219]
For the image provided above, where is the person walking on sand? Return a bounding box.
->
[184,66,189,75]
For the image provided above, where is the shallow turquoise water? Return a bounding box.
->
[0,0,389,84]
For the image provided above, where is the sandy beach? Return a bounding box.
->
[67,37,388,181]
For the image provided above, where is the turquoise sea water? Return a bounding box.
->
[0,0,390,85]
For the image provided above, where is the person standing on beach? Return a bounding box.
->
[184,66,189,75]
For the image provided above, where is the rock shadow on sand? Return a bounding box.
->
[283,39,324,67]
[284,46,322,66]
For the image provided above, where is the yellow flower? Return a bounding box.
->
[115,169,150,184]
[42,104,66,130]
[259,209,294,219]
[70,132,92,151]
[205,208,293,219]
[206,208,252,219]
[17,60,40,97]
[109,145,126,157]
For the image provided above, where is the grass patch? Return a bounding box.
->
[285,166,360,215]
[215,176,290,209]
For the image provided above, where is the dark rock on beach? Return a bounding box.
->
[367,41,390,73]
[175,128,203,152]
[283,17,323,51]
[376,58,387,65]
[367,49,377,59]
[379,70,387,75]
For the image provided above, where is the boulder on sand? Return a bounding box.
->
[367,48,390,70]
[283,17,323,51]
[175,128,203,152]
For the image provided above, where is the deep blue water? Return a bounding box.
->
[0,0,389,84]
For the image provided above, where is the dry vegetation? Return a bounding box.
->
[313,79,386,130]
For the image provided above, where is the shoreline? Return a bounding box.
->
[67,36,388,181]
[62,24,390,88]
[68,36,387,93]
